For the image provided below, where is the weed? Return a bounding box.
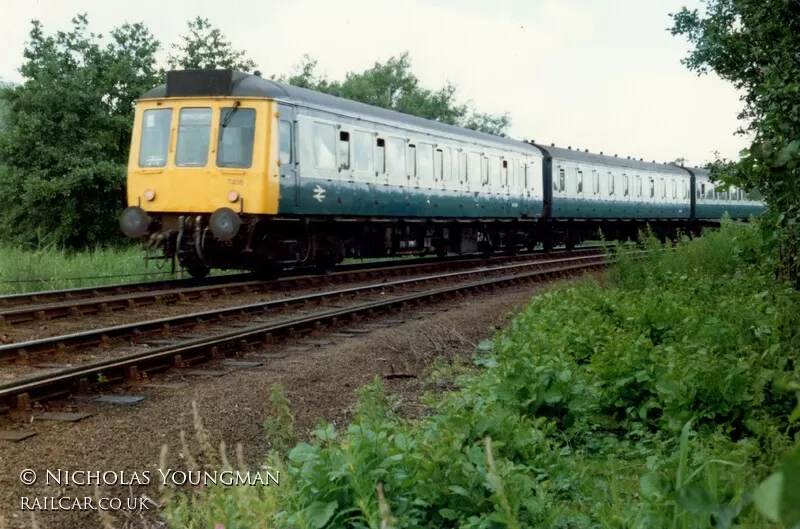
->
[160,220,800,528]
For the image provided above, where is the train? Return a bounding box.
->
[119,69,765,278]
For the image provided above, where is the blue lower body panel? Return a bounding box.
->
[279,177,544,219]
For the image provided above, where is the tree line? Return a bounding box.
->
[0,14,511,250]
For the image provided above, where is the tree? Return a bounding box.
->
[670,0,800,279]
[276,52,511,136]
[0,14,161,249]
[0,81,11,138]
[167,17,257,72]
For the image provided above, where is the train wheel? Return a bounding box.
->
[186,265,211,279]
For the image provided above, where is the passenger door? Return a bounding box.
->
[277,104,298,210]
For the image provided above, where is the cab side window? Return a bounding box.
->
[279,121,292,164]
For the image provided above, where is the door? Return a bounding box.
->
[276,103,298,211]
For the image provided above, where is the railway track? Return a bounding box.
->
[0,250,574,308]
[0,250,616,415]
[0,247,606,326]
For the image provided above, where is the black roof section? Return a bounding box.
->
[142,70,540,153]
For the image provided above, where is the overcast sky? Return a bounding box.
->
[0,0,746,167]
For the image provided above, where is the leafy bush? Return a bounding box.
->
[161,220,800,528]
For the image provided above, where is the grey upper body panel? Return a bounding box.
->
[141,70,543,155]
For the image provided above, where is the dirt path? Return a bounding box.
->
[0,278,584,529]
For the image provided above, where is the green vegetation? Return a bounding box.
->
[0,244,177,295]
[670,0,800,280]
[158,221,800,528]
[0,14,510,252]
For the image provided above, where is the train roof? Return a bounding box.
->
[533,143,689,175]
[140,69,541,153]
[141,70,693,175]
[684,166,711,179]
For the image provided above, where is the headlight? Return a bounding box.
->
[119,207,151,238]
[209,207,242,241]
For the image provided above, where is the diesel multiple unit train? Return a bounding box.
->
[119,69,765,277]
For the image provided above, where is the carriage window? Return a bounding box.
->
[376,138,386,174]
[312,122,336,169]
[593,170,600,194]
[672,179,677,199]
[524,164,530,189]
[636,176,642,197]
[176,107,212,167]
[434,149,443,181]
[418,143,433,181]
[649,178,655,198]
[339,131,350,170]
[481,156,490,185]
[386,137,405,176]
[442,148,452,181]
[468,152,481,183]
[278,120,292,165]
[459,152,467,182]
[608,172,615,195]
[488,156,500,186]
[217,108,256,168]
[684,180,689,199]
[408,144,417,177]
[558,168,565,191]
[623,174,629,196]
[660,178,666,198]
[502,160,509,187]
[352,131,372,172]
[576,170,584,193]
[139,108,172,167]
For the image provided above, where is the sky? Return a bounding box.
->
[0,0,747,167]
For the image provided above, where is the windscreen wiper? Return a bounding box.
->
[221,101,241,129]
[218,101,242,145]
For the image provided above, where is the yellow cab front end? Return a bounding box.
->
[127,97,273,214]
[119,69,280,275]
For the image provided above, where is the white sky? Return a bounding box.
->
[0,0,747,167]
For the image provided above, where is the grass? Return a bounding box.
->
[154,219,800,528]
[0,240,603,296]
[0,244,181,295]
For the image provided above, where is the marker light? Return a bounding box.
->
[227,190,240,203]
[144,189,156,201]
